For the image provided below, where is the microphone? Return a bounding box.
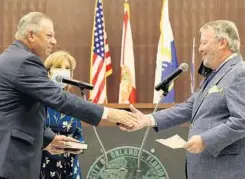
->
[55,75,94,90]
[155,63,189,91]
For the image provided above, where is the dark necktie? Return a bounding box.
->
[202,71,217,90]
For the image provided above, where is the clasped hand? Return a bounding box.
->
[119,105,152,132]
[106,107,140,128]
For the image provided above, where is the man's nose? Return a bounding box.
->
[51,37,57,46]
[198,45,203,53]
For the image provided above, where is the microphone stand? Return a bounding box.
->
[136,84,170,178]
[79,86,109,172]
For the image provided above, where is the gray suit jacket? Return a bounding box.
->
[153,55,245,179]
[0,41,104,179]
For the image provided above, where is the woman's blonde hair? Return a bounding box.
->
[45,51,77,91]
[44,50,76,75]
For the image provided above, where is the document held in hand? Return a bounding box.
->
[65,141,88,150]
[156,134,186,149]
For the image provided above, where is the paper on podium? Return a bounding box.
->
[156,134,186,149]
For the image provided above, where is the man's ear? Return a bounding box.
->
[26,30,35,43]
[219,39,228,50]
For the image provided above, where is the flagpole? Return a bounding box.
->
[190,37,196,94]
[193,37,195,92]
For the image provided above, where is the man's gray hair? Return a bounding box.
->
[200,20,240,53]
[15,12,52,39]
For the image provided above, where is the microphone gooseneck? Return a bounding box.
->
[137,100,161,173]
[79,88,109,172]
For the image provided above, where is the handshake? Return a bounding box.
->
[45,105,152,154]
[106,104,155,131]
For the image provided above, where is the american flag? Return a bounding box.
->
[90,0,112,104]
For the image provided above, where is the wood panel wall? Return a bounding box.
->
[1,0,245,103]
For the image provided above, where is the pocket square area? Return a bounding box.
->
[208,85,223,94]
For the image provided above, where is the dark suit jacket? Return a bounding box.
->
[0,40,104,179]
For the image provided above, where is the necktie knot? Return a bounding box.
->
[202,70,216,89]
[207,70,216,81]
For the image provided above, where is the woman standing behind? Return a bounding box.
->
[40,51,84,179]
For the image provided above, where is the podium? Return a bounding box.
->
[80,103,188,179]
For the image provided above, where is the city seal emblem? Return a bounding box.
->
[86,146,169,179]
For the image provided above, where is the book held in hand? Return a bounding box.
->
[65,141,88,150]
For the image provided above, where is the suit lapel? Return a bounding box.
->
[192,56,241,120]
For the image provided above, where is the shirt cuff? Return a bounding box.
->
[146,114,156,127]
[102,107,108,120]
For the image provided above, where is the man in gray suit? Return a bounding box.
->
[0,12,139,179]
[121,20,245,179]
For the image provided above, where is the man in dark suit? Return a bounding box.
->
[0,12,138,179]
[121,20,245,179]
